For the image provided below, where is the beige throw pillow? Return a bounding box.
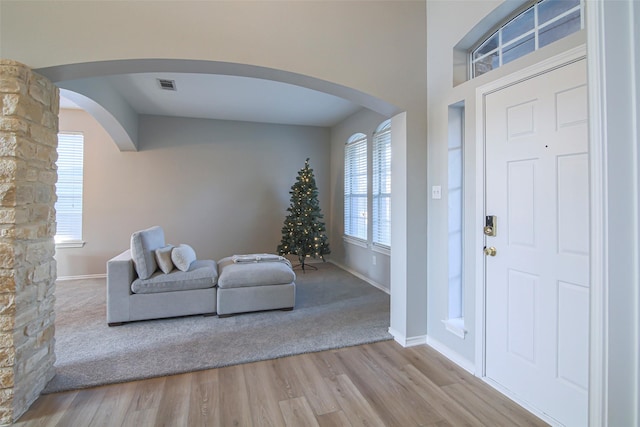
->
[155,244,175,274]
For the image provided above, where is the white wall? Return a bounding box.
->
[329,109,391,291]
[56,109,330,278]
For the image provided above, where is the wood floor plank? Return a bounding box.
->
[126,376,166,412]
[252,359,293,402]
[316,410,353,427]
[272,357,305,400]
[369,339,413,367]
[15,341,548,427]
[285,353,340,416]
[404,344,472,387]
[188,369,221,427]
[360,343,456,425]
[424,421,456,427]
[243,360,287,427]
[120,376,166,426]
[279,396,320,427]
[154,373,192,427]
[310,348,348,380]
[121,407,160,427]
[456,378,549,427]
[323,374,386,427]
[13,390,78,427]
[218,364,252,427]
[398,363,486,426]
[441,382,539,427]
[48,386,107,427]
[86,381,136,427]
[337,344,444,426]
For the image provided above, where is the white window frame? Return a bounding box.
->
[344,133,368,242]
[443,103,466,339]
[55,132,85,248]
[470,0,584,78]
[372,120,391,250]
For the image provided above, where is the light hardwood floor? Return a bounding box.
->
[16,340,548,426]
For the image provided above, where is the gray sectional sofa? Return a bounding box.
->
[217,256,296,317]
[106,226,218,326]
[106,226,296,325]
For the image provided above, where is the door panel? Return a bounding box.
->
[484,59,588,427]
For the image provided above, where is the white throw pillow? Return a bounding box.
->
[171,244,197,272]
[155,244,175,274]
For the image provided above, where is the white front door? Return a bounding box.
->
[484,58,589,427]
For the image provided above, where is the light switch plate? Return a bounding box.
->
[432,185,442,199]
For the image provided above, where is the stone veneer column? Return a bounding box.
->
[0,60,58,425]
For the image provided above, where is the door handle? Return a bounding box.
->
[484,246,497,256]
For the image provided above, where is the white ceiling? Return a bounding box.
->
[60,73,363,127]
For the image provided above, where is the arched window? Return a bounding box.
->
[344,133,368,240]
[471,0,583,78]
[372,120,391,248]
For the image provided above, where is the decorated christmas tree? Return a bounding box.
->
[277,158,330,271]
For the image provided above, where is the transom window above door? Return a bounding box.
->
[471,0,583,78]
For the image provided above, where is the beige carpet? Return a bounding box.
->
[44,262,391,393]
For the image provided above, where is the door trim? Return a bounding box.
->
[584,3,608,425]
[474,45,587,425]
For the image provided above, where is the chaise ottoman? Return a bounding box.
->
[216,255,296,317]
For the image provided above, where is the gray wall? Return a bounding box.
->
[56,109,330,278]
[426,1,587,363]
[329,109,391,292]
[2,0,428,341]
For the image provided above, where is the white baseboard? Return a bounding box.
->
[57,273,106,282]
[327,260,390,294]
[388,327,427,347]
[426,335,476,374]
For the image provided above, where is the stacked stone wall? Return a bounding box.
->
[0,60,58,425]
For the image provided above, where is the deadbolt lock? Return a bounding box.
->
[484,215,497,236]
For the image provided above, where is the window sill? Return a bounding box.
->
[372,243,391,256]
[343,235,368,248]
[442,317,467,339]
[55,241,86,249]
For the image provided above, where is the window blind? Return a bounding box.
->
[373,123,391,247]
[344,134,368,240]
[55,132,84,243]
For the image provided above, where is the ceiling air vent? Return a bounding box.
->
[157,79,177,91]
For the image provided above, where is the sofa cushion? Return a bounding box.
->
[172,244,197,272]
[217,256,296,289]
[155,244,175,274]
[131,226,165,279]
[131,259,219,294]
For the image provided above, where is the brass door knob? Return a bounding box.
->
[484,246,497,256]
